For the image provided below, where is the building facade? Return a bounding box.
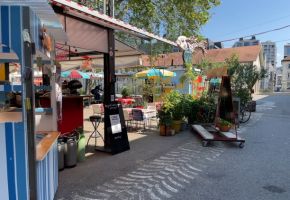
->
[262,41,276,67]
[281,56,290,91]
[262,41,276,91]
[274,66,283,91]
[233,36,260,47]
[284,43,290,57]
[141,45,266,94]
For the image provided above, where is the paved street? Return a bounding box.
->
[56,94,290,200]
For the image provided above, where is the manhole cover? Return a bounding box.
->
[263,185,286,193]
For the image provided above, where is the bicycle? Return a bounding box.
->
[239,102,251,123]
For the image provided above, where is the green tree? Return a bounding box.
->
[74,1,220,55]
[225,55,267,105]
[115,0,220,40]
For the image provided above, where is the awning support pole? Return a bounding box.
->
[23,7,37,200]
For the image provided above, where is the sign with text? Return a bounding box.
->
[104,103,130,154]
[109,114,122,134]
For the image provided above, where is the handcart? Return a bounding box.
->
[192,76,245,148]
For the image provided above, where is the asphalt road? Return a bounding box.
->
[57,94,290,200]
[172,94,290,200]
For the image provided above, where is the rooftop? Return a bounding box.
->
[141,45,262,67]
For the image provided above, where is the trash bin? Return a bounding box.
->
[77,131,86,162]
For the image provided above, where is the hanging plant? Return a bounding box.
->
[179,62,198,86]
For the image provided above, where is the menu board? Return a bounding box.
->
[104,103,130,154]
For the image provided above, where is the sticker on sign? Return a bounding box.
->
[110,114,122,134]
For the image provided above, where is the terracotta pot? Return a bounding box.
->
[218,124,231,132]
[159,125,167,136]
[160,125,173,136]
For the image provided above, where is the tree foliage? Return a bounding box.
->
[225,55,267,105]
[114,0,220,40]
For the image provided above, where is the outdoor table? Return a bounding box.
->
[141,109,157,119]
[123,108,156,119]
[116,98,135,106]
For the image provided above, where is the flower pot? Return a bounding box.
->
[171,120,182,133]
[159,125,166,136]
[218,124,231,132]
[160,125,173,136]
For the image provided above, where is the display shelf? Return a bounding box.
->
[36,131,59,161]
[35,107,53,114]
[0,111,22,123]
[0,84,51,93]
[0,84,22,92]
[35,85,51,91]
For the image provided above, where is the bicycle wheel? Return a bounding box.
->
[239,107,251,123]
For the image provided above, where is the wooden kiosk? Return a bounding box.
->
[0,4,66,199]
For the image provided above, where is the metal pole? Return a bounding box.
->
[22,7,37,200]
[103,0,115,151]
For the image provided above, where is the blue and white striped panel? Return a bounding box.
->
[0,6,23,61]
[0,123,9,200]
[0,122,29,200]
[4,122,36,200]
[0,5,45,57]
[37,141,58,200]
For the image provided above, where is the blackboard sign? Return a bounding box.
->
[104,103,130,154]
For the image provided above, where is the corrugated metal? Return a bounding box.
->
[0,5,58,200]
[37,142,58,200]
[0,0,67,42]
[0,123,9,200]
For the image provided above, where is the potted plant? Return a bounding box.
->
[216,118,232,132]
[157,108,172,136]
[121,87,131,98]
[163,91,183,133]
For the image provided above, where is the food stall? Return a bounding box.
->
[0,0,178,199]
[0,2,66,199]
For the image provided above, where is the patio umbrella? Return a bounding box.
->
[87,72,104,79]
[135,68,176,78]
[61,69,90,79]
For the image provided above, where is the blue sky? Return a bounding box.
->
[201,0,290,66]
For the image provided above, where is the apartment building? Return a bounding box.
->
[233,36,260,47]
[281,56,290,91]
